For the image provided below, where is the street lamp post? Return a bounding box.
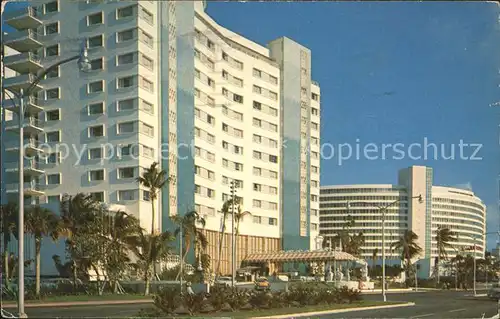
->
[369,194,422,302]
[3,42,91,318]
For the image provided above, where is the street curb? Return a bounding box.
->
[1,298,153,309]
[249,302,416,319]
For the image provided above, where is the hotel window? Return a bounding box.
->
[269,155,278,163]
[45,45,59,57]
[117,29,135,42]
[253,183,261,192]
[312,93,319,101]
[253,151,261,160]
[47,152,60,164]
[141,100,154,114]
[253,216,262,224]
[88,147,102,159]
[45,1,58,13]
[118,52,135,65]
[140,7,154,24]
[45,22,59,35]
[118,99,135,111]
[312,122,319,130]
[46,109,60,121]
[139,30,153,48]
[118,121,135,134]
[140,77,154,92]
[269,75,278,84]
[117,5,135,19]
[119,144,133,156]
[47,174,61,185]
[89,169,105,181]
[88,81,104,93]
[88,102,104,115]
[312,107,319,116]
[46,131,60,143]
[90,58,104,71]
[46,88,60,99]
[89,125,104,137]
[46,67,59,79]
[88,35,103,48]
[235,163,243,171]
[141,123,154,136]
[253,167,261,176]
[118,190,135,201]
[91,192,104,202]
[253,199,261,208]
[252,118,261,127]
[253,68,262,78]
[253,85,262,94]
[143,190,150,201]
[253,101,261,110]
[233,93,243,104]
[269,91,278,101]
[311,223,318,231]
[118,75,136,89]
[87,12,103,25]
[118,167,135,179]
[269,218,277,226]
[140,54,154,70]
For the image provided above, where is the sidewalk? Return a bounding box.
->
[249,302,415,319]
[1,299,153,309]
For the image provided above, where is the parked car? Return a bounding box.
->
[488,283,500,300]
[254,277,270,291]
[214,276,233,287]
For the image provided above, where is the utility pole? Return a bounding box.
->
[230,181,236,288]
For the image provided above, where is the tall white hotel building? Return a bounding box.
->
[1,0,321,275]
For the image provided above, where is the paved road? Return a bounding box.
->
[12,290,498,318]
[329,290,498,319]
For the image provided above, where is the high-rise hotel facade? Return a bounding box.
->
[1,0,321,274]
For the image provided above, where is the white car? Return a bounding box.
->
[215,276,233,287]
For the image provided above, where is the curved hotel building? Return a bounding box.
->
[320,166,486,278]
[1,0,320,275]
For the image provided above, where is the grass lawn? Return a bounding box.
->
[2,294,152,304]
[192,301,403,318]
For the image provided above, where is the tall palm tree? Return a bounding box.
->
[24,205,60,295]
[172,211,207,280]
[135,162,171,235]
[391,230,422,285]
[125,229,174,295]
[216,199,236,276]
[0,202,17,282]
[435,226,455,284]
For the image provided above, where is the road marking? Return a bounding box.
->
[410,314,435,319]
[449,308,466,313]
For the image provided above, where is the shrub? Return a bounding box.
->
[208,286,229,312]
[183,292,207,315]
[153,286,182,315]
[226,288,249,311]
[249,290,272,309]
[338,286,361,303]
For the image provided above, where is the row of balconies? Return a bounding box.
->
[4,116,44,135]
[4,159,45,176]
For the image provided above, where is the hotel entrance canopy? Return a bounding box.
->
[243,250,367,264]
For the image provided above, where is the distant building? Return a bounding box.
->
[320,166,486,279]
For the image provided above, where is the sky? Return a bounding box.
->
[3,1,500,248]
[206,1,500,248]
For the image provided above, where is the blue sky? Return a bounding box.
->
[3,2,500,247]
[206,1,500,248]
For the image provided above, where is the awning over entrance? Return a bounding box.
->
[243,250,366,264]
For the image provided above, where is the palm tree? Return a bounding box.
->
[102,210,141,294]
[24,205,60,295]
[216,199,236,276]
[126,229,174,295]
[172,211,207,280]
[135,162,171,235]
[391,230,422,285]
[435,226,455,284]
[59,193,101,286]
[0,202,18,282]
[234,209,251,236]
